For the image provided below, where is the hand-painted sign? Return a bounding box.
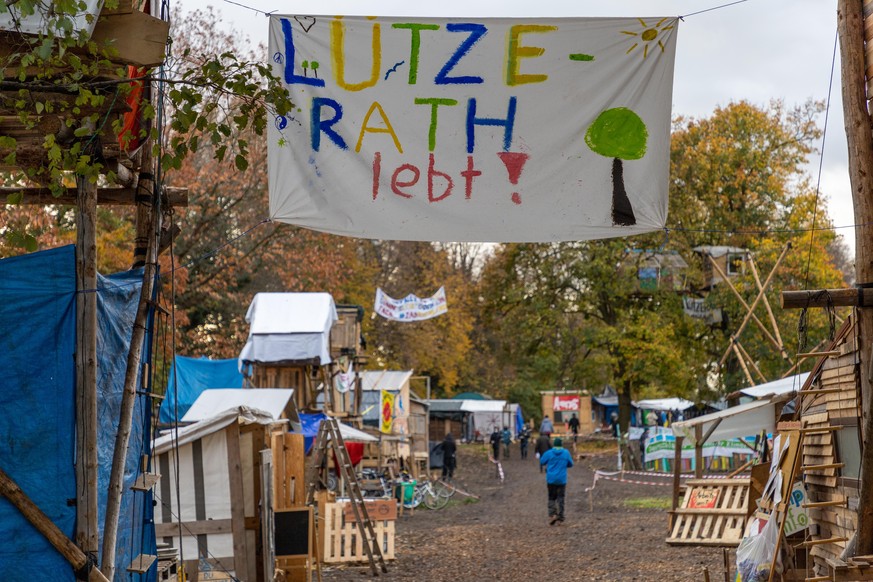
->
[268,15,677,242]
[380,390,395,433]
[375,287,448,321]
[553,395,580,411]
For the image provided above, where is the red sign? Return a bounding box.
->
[553,395,580,411]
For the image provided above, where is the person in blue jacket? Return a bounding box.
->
[539,437,574,525]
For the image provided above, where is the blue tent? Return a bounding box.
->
[158,355,244,424]
[515,405,525,436]
[0,246,156,580]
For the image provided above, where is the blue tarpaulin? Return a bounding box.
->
[516,406,525,436]
[158,355,244,424]
[299,412,328,453]
[0,246,155,580]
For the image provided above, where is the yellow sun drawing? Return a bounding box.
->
[621,18,674,59]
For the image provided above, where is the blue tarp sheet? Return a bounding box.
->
[158,356,244,424]
[298,412,328,453]
[0,246,155,580]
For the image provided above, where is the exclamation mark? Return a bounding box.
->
[497,152,529,205]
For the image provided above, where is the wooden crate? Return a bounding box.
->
[667,478,750,546]
[322,502,395,563]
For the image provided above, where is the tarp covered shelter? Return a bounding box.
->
[0,246,155,580]
[239,292,337,369]
[182,388,294,423]
[636,397,695,412]
[158,355,244,424]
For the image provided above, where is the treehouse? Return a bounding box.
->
[624,249,689,293]
[693,245,747,290]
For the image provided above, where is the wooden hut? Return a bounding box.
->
[692,245,747,290]
[796,316,863,579]
[240,293,359,417]
[540,390,594,434]
[153,398,289,581]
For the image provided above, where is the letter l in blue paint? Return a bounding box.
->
[466,97,517,153]
[281,18,325,86]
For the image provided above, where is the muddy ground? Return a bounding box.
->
[321,440,730,582]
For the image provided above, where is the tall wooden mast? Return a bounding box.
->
[838,0,873,555]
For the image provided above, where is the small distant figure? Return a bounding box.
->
[534,432,552,473]
[540,415,554,438]
[519,425,531,459]
[659,410,668,427]
[568,413,580,443]
[501,426,512,459]
[540,437,574,525]
[609,411,620,438]
[442,433,456,480]
[489,427,501,460]
[645,409,658,428]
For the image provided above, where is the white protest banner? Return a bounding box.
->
[268,16,677,242]
[375,287,448,321]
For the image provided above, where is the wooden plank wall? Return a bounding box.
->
[800,319,861,579]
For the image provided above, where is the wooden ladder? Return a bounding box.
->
[305,417,388,576]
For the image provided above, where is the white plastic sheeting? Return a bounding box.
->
[738,373,809,399]
[239,292,337,368]
[181,388,293,423]
[636,397,694,411]
[671,394,790,445]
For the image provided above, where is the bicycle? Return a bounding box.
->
[400,478,449,510]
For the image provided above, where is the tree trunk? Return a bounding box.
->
[838,0,873,556]
[611,158,636,226]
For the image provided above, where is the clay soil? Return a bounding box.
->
[321,441,729,582]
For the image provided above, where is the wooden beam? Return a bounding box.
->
[781,288,873,309]
[735,340,768,384]
[0,466,111,582]
[748,253,785,349]
[3,186,188,207]
[226,422,250,579]
[75,150,99,556]
[90,11,170,68]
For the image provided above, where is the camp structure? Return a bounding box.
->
[793,314,866,580]
[239,292,363,418]
[541,391,593,435]
[665,393,792,547]
[427,400,470,441]
[153,389,295,581]
[693,245,748,289]
[358,371,431,477]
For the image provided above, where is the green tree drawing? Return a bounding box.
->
[585,107,649,226]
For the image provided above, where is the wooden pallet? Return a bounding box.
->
[827,555,873,581]
[322,502,395,563]
[666,478,750,546]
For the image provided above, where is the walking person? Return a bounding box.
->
[501,426,512,459]
[519,425,530,459]
[568,413,580,443]
[534,431,551,473]
[539,415,554,438]
[539,437,574,525]
[441,432,457,480]
[489,427,501,460]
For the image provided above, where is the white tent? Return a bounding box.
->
[671,394,792,445]
[738,373,809,399]
[458,400,517,438]
[636,397,695,412]
[239,292,337,369]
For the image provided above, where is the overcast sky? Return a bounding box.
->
[182,0,854,253]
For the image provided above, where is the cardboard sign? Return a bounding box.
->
[688,488,719,509]
[268,15,677,242]
[343,499,398,522]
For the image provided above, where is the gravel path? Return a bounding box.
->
[321,442,728,581]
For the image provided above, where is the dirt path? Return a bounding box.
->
[321,442,728,581]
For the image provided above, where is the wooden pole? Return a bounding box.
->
[735,340,768,384]
[717,244,792,366]
[781,287,873,308]
[75,138,99,557]
[0,466,111,582]
[694,425,703,479]
[840,0,873,556]
[670,435,684,531]
[100,189,161,579]
[731,343,757,387]
[708,255,788,362]
[747,254,785,348]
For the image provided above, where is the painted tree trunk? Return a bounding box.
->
[611,158,636,226]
